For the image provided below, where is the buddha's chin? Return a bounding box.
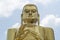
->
[25,17,38,20]
[24,18,38,21]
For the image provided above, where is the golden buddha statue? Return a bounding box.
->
[7,4,55,40]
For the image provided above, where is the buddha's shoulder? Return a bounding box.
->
[38,26,54,31]
[7,28,18,33]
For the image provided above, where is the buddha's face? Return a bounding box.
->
[22,5,39,23]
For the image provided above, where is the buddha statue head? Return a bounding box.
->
[21,4,40,25]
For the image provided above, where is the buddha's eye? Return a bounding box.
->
[32,9,37,13]
[24,9,30,13]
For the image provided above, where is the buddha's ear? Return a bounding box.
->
[21,14,23,25]
[21,14,23,17]
[38,13,40,26]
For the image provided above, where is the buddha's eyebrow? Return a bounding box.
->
[24,9,29,11]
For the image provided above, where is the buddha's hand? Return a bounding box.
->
[20,29,43,40]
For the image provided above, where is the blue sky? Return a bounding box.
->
[0,0,60,40]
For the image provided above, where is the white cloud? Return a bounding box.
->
[0,0,30,17]
[34,0,55,5]
[10,23,20,28]
[40,15,60,28]
[0,0,18,17]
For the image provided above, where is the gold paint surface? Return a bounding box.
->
[7,4,55,40]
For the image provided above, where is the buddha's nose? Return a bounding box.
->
[29,11,32,16]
